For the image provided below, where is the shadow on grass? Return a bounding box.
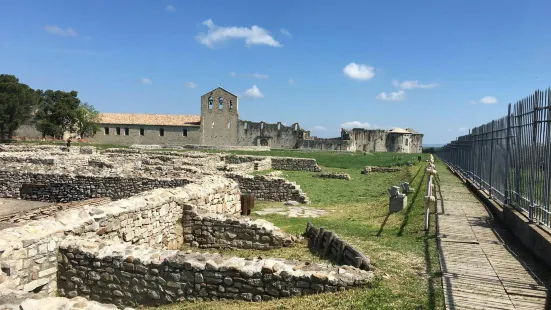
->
[424,229,438,310]
[397,168,426,237]
[376,213,391,237]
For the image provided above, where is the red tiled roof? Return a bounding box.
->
[99,113,201,127]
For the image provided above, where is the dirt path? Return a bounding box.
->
[436,163,550,309]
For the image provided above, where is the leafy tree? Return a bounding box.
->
[0,74,40,140]
[75,102,100,138]
[35,90,81,138]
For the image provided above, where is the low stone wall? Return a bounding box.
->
[0,176,240,297]
[224,155,321,172]
[304,223,371,271]
[0,229,62,297]
[183,212,298,250]
[0,154,56,165]
[225,173,309,204]
[56,238,374,308]
[362,166,401,174]
[0,170,193,202]
[271,157,321,172]
[0,144,96,155]
[313,172,351,181]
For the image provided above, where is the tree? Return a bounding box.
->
[75,102,100,138]
[35,90,81,138]
[0,74,40,140]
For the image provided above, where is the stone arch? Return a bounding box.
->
[260,138,269,146]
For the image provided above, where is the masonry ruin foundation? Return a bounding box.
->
[0,145,374,309]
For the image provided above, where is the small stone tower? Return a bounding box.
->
[200,87,239,146]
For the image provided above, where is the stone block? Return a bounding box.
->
[389,196,407,213]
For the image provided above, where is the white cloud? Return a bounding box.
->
[141,78,152,85]
[343,63,375,80]
[184,82,197,88]
[44,25,77,37]
[252,73,269,79]
[479,96,498,104]
[470,96,498,105]
[288,78,294,85]
[458,127,469,132]
[392,80,438,90]
[376,90,405,101]
[341,121,376,130]
[312,126,327,131]
[280,28,292,37]
[230,72,237,77]
[197,19,282,48]
[244,85,264,98]
[165,5,176,12]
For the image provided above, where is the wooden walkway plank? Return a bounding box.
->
[436,165,550,309]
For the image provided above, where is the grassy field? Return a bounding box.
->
[142,152,444,310]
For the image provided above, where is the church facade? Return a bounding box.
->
[88,87,310,148]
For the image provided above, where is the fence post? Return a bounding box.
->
[489,120,495,198]
[515,103,522,206]
[478,130,483,190]
[529,91,538,223]
[544,89,551,227]
[505,104,512,205]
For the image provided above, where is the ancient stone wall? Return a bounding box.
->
[224,155,321,172]
[236,121,308,149]
[0,176,241,298]
[0,170,192,202]
[299,139,350,151]
[271,157,321,172]
[183,212,298,250]
[56,239,373,308]
[304,223,371,271]
[313,172,351,181]
[225,173,309,204]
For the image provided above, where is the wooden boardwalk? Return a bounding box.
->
[436,167,550,309]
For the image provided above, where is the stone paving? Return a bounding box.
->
[254,206,328,218]
[437,163,550,309]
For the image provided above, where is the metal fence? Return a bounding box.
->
[438,88,551,228]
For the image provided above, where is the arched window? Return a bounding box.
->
[244,122,248,130]
[227,121,231,129]
[211,121,215,128]
[277,123,281,130]
[261,123,264,130]
[405,138,409,146]
[208,96,213,109]
[218,97,224,109]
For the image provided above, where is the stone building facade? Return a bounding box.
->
[14,87,423,153]
[298,128,423,153]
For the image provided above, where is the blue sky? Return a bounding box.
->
[1,0,551,144]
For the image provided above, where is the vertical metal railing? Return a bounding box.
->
[437,88,551,228]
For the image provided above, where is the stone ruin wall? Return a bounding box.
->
[0,176,241,302]
[184,212,299,250]
[0,170,193,202]
[225,173,310,204]
[57,238,373,308]
[224,154,321,172]
[236,121,307,149]
[304,223,371,271]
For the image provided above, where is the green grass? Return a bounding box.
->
[218,150,421,170]
[144,152,443,310]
